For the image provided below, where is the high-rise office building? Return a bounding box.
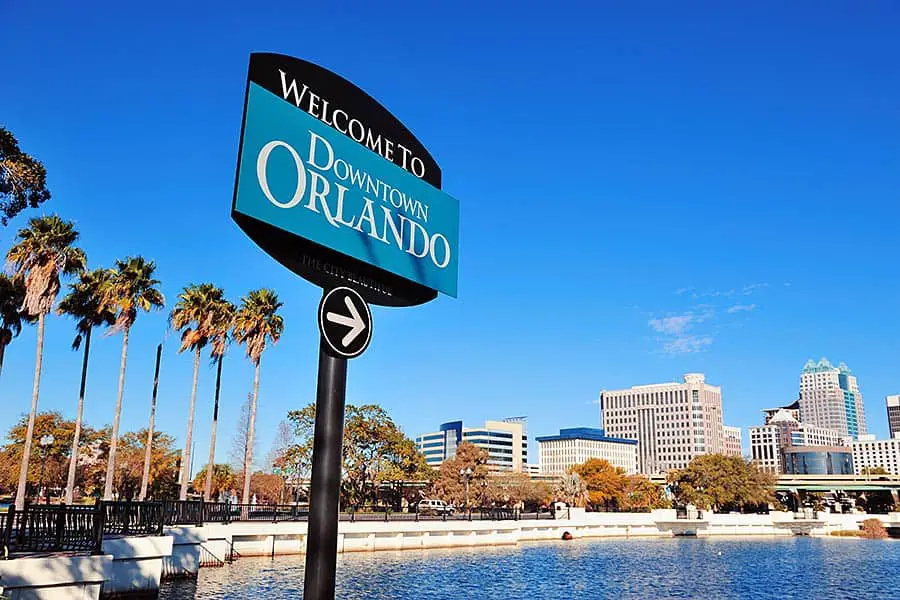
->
[749,405,850,473]
[887,395,900,440]
[799,358,866,439]
[415,418,528,472]
[723,425,743,457]
[537,428,638,475]
[852,434,900,475]
[599,373,724,475]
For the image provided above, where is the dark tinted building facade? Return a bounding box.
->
[783,446,854,475]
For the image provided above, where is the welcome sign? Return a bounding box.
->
[232,53,459,306]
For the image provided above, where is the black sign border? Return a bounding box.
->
[231,52,444,307]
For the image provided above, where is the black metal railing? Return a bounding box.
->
[162,500,204,527]
[336,506,553,523]
[216,503,309,523]
[101,500,167,536]
[1,500,554,558]
[2,504,103,556]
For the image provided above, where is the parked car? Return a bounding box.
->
[416,499,454,515]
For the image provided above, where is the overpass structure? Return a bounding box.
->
[775,474,900,496]
[648,473,900,499]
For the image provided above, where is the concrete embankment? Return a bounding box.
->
[202,509,895,559]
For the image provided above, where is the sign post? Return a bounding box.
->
[305,287,370,597]
[231,53,459,600]
[304,344,347,599]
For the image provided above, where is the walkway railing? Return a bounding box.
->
[1,504,102,556]
[2,500,554,558]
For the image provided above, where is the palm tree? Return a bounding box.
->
[0,274,31,380]
[233,289,284,504]
[57,268,116,504]
[5,215,86,510]
[204,297,235,500]
[170,283,228,500]
[102,256,164,500]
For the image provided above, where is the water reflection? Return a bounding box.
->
[160,538,900,599]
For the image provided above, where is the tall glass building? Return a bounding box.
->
[799,358,866,440]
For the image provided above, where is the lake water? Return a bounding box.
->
[160,538,900,599]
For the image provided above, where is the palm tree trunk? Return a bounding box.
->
[179,346,201,500]
[241,360,261,504]
[204,355,224,500]
[139,344,162,501]
[65,328,91,505]
[104,325,130,500]
[15,313,45,511]
[0,341,6,381]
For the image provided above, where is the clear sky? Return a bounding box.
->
[1,2,898,465]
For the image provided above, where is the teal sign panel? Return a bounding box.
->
[233,82,459,298]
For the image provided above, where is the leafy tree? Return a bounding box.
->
[0,274,31,379]
[171,283,230,500]
[667,454,775,512]
[203,295,235,499]
[286,402,431,508]
[6,215,86,509]
[430,442,490,507]
[247,471,285,504]
[0,127,51,225]
[192,464,235,501]
[233,289,283,503]
[0,412,101,500]
[101,257,164,500]
[620,475,669,511]
[108,429,179,500]
[572,459,627,511]
[57,268,116,504]
[485,472,552,509]
[554,472,589,508]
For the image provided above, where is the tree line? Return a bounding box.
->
[551,454,776,514]
[1,126,285,509]
[0,410,291,504]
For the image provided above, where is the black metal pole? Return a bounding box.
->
[303,342,347,600]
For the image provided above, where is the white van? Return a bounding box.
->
[417,499,453,515]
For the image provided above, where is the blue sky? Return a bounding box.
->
[1,2,898,466]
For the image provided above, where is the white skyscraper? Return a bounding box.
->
[799,358,866,439]
[600,373,724,475]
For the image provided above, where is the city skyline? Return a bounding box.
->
[1,3,898,468]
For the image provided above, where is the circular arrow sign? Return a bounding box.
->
[318,287,372,359]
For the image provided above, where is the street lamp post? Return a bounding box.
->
[38,434,55,504]
[459,467,473,510]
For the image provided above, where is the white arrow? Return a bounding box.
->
[326,295,366,347]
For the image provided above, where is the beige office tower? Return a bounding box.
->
[723,425,743,457]
[799,358,866,439]
[599,373,724,475]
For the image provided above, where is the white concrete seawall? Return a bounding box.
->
[199,510,893,558]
